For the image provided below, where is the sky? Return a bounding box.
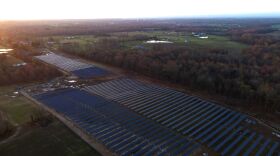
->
[0,0,280,20]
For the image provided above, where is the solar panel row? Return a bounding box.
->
[85,78,280,156]
[35,53,92,71]
[72,67,108,79]
[34,88,200,155]
[35,53,108,78]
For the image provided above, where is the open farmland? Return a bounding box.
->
[113,31,248,52]
[45,31,248,53]
[186,35,248,52]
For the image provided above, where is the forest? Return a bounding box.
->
[57,19,280,113]
[0,49,61,86]
[59,33,280,112]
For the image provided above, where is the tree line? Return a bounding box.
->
[59,32,280,113]
[0,50,61,86]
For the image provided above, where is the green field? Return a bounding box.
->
[0,86,37,124]
[47,35,99,45]
[272,24,280,30]
[0,120,100,156]
[128,31,248,52]
[47,31,248,53]
[187,35,248,52]
[0,86,100,156]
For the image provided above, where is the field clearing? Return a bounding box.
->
[113,31,248,52]
[0,86,37,125]
[272,24,280,30]
[45,35,100,46]
[0,86,100,156]
[46,31,248,53]
[0,120,100,156]
[187,35,248,52]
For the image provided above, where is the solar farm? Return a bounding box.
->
[84,78,280,155]
[33,89,199,155]
[27,76,280,156]
[27,52,279,156]
[35,53,108,78]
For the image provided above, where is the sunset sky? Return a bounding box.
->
[0,0,280,20]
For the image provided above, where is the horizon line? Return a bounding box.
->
[1,13,280,21]
[1,17,280,22]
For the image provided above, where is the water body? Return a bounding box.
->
[0,49,13,54]
[145,40,173,44]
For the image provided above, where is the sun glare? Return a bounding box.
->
[0,0,279,20]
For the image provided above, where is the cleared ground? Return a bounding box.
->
[45,31,248,53]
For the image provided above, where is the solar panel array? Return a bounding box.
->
[72,67,108,79]
[35,53,93,71]
[35,53,108,78]
[34,89,200,155]
[85,78,280,156]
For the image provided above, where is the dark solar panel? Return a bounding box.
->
[34,88,199,155]
[72,67,108,78]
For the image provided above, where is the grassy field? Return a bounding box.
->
[47,35,99,44]
[0,120,100,156]
[272,24,280,30]
[0,86,100,156]
[0,86,37,124]
[187,35,248,52]
[47,31,248,53]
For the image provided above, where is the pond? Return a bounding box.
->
[0,49,13,54]
[145,40,173,44]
